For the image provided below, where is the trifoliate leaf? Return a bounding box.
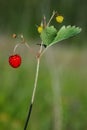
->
[40,25,82,47]
[40,26,57,46]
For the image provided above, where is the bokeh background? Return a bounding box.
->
[0,0,87,130]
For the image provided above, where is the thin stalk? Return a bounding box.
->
[40,45,50,57]
[47,11,56,26]
[13,43,21,53]
[24,45,42,130]
[24,58,40,130]
[25,42,36,56]
[31,58,40,104]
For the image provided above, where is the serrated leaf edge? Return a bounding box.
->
[49,25,82,47]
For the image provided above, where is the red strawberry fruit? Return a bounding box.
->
[9,54,21,68]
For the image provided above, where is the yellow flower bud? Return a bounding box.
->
[37,26,43,33]
[56,15,64,23]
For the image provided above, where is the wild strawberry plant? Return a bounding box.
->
[9,11,81,130]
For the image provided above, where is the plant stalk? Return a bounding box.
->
[24,43,42,130]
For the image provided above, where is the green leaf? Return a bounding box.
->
[52,25,82,45]
[40,25,82,47]
[40,26,57,46]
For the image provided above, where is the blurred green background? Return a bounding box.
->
[0,0,87,130]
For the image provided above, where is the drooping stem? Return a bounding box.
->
[24,45,42,130]
[25,42,36,56]
[13,43,21,53]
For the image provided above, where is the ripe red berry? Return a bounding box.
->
[9,54,21,68]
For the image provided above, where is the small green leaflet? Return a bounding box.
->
[40,25,82,47]
[40,26,57,46]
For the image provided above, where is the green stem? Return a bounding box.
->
[24,58,40,130]
[31,58,40,104]
[24,48,41,130]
